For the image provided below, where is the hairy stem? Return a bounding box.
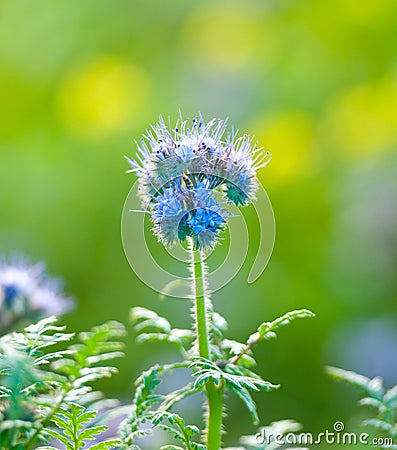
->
[191,246,210,359]
[206,381,224,450]
[190,240,223,450]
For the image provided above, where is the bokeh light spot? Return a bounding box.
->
[336,0,395,26]
[250,111,315,183]
[323,75,397,158]
[57,56,149,139]
[182,4,262,72]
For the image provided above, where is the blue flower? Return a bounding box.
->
[0,257,74,330]
[151,185,228,250]
[185,207,225,250]
[127,114,271,251]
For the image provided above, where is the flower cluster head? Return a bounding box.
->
[127,114,271,252]
[0,256,73,332]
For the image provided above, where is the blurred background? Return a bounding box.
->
[1,0,397,447]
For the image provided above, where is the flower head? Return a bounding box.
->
[127,114,271,251]
[0,256,73,331]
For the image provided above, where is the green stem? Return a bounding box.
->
[190,240,223,450]
[191,247,210,359]
[206,381,224,450]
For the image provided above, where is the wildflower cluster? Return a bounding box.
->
[127,115,271,251]
[0,257,73,334]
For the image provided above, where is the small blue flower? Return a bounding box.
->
[185,207,225,250]
[151,186,227,250]
[0,257,74,330]
[127,114,271,251]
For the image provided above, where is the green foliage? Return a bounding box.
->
[0,316,125,450]
[190,357,278,426]
[209,309,314,426]
[130,307,194,359]
[327,366,397,447]
[37,403,121,450]
[119,363,203,450]
[257,309,315,339]
[233,309,315,364]
[152,411,206,450]
[121,306,315,447]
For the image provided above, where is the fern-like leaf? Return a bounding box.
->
[0,317,125,449]
[131,307,193,358]
[44,403,121,449]
[326,366,384,400]
[327,366,397,443]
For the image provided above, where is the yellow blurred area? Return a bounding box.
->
[323,75,397,158]
[182,3,262,72]
[250,112,315,184]
[335,0,394,26]
[57,57,149,139]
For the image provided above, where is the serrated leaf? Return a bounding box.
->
[159,383,201,411]
[47,428,70,446]
[0,317,124,449]
[191,358,279,393]
[130,307,171,334]
[326,366,384,399]
[192,444,207,450]
[229,384,260,425]
[258,309,315,339]
[90,440,123,450]
[359,397,384,410]
[223,339,246,356]
[49,404,111,449]
[385,385,397,404]
[78,424,108,441]
[364,419,393,432]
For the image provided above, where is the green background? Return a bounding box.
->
[1,0,397,447]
